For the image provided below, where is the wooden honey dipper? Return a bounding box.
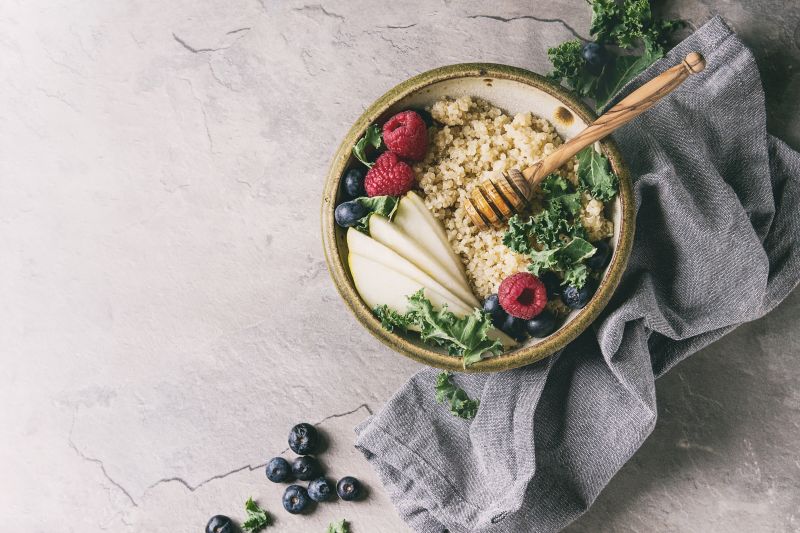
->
[463,52,706,230]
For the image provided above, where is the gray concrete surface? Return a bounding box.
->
[2,1,798,532]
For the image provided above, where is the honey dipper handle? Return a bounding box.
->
[523,52,706,184]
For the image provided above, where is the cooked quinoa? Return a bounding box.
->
[414,96,613,300]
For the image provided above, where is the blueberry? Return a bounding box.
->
[539,271,562,299]
[265,457,291,483]
[282,485,311,514]
[525,310,557,338]
[586,240,611,270]
[581,42,607,70]
[288,422,320,455]
[307,477,335,502]
[334,201,367,228]
[561,282,595,310]
[343,168,365,199]
[336,476,363,501]
[291,455,321,481]
[205,515,234,533]
[501,314,528,342]
[482,294,507,329]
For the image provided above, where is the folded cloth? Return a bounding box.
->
[354,16,800,533]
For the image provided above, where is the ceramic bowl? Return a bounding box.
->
[321,63,634,372]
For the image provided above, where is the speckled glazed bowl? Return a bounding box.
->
[322,63,634,372]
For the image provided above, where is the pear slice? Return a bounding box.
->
[397,191,468,280]
[348,252,516,349]
[347,228,473,311]
[368,215,478,307]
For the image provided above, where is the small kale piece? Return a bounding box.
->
[527,237,596,289]
[353,124,382,168]
[541,174,582,216]
[435,372,480,420]
[576,147,618,201]
[590,0,680,50]
[325,519,350,533]
[242,497,271,532]
[374,290,503,367]
[353,195,399,233]
[594,40,663,108]
[547,40,600,98]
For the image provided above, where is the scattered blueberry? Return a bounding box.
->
[539,271,562,299]
[282,485,311,514]
[561,282,595,310]
[265,457,291,483]
[291,455,321,481]
[525,310,557,338]
[288,422,320,455]
[336,476,363,501]
[586,240,611,270]
[581,42,607,71]
[205,515,234,533]
[343,168,366,199]
[501,314,528,342]
[482,294,507,329]
[307,477,335,502]
[334,201,367,228]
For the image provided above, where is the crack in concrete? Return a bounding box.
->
[293,4,345,21]
[68,416,139,507]
[226,27,251,35]
[172,32,226,54]
[466,14,586,41]
[146,403,373,493]
[382,23,417,29]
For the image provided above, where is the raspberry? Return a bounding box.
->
[382,110,429,161]
[498,272,547,320]
[364,151,415,197]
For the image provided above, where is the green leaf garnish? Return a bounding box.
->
[374,290,503,367]
[325,519,350,533]
[353,195,399,233]
[435,372,480,419]
[576,147,618,201]
[353,124,382,168]
[242,497,271,532]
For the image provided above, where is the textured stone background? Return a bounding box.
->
[2,1,799,532]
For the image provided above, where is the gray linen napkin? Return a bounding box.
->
[354,16,800,533]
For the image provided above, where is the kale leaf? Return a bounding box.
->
[242,497,272,532]
[353,195,399,233]
[374,290,503,367]
[576,147,618,201]
[325,519,350,533]
[435,372,480,420]
[353,124,382,168]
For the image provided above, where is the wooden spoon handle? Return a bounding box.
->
[522,52,706,184]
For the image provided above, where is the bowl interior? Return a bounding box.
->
[324,65,631,372]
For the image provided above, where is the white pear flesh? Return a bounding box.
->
[398,191,469,280]
[347,228,474,311]
[368,214,478,307]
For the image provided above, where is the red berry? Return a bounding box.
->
[382,110,429,161]
[498,272,547,320]
[364,152,415,197]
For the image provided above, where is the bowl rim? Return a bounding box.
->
[321,62,635,373]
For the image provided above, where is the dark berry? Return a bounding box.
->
[205,515,234,533]
[336,476,363,501]
[291,456,321,481]
[586,240,611,270]
[282,485,311,514]
[581,42,607,70]
[288,423,320,455]
[525,310,557,338]
[540,271,562,299]
[307,477,334,502]
[501,314,528,342]
[265,457,291,483]
[482,294,507,329]
[561,282,596,310]
[343,168,365,199]
[334,201,367,228]
[410,107,435,127]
